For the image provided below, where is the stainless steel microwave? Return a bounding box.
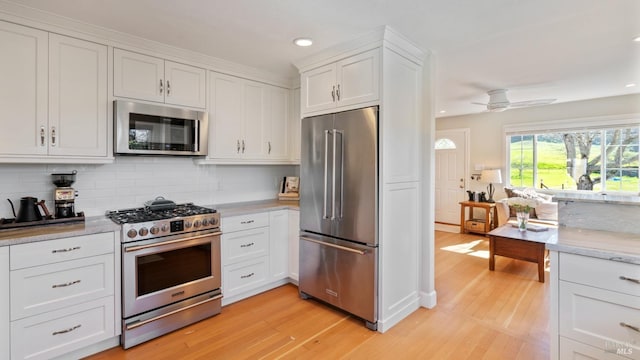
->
[114,100,208,156]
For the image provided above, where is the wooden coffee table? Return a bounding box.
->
[488,224,557,282]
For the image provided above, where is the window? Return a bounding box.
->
[507,122,639,193]
[435,138,456,150]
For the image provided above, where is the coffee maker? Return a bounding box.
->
[52,170,78,218]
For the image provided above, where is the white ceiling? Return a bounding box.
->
[6,0,640,117]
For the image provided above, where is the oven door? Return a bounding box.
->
[122,229,221,318]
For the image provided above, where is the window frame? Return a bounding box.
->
[503,113,640,194]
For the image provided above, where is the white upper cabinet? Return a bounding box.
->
[0,21,48,157]
[0,21,110,162]
[289,88,301,163]
[114,48,206,109]
[301,48,380,115]
[207,71,291,163]
[49,34,108,157]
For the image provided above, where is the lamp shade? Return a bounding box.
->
[481,169,502,184]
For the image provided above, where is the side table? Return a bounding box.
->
[459,201,497,235]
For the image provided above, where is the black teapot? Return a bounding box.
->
[7,197,45,223]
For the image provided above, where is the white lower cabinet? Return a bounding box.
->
[8,232,118,360]
[221,209,295,305]
[0,247,9,360]
[552,252,640,360]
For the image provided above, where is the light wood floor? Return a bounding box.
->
[87,231,549,359]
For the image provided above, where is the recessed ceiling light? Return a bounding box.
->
[293,38,313,47]
[439,110,447,114]
[625,83,636,88]
[634,35,640,42]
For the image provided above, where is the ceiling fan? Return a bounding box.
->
[472,89,556,112]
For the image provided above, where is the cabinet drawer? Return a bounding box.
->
[221,212,269,233]
[560,337,630,359]
[466,219,485,232]
[223,257,268,297]
[559,281,640,359]
[10,232,115,270]
[560,253,640,297]
[11,296,114,360]
[11,254,114,320]
[222,227,268,265]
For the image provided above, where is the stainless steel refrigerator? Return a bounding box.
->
[299,106,378,330]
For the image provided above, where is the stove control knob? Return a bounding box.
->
[211,217,218,226]
[150,226,159,235]
[193,220,202,228]
[161,224,169,232]
[184,221,192,229]
[139,227,149,236]
[202,218,209,226]
[127,229,138,239]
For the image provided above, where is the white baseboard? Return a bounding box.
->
[377,296,420,333]
[435,223,460,233]
[420,290,437,309]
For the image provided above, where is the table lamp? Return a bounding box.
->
[481,169,502,203]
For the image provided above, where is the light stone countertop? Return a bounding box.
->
[0,216,120,247]
[553,192,640,205]
[212,199,299,218]
[546,226,640,265]
[0,199,299,247]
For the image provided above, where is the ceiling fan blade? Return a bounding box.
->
[509,99,557,107]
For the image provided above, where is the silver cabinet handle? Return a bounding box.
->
[336,84,341,100]
[40,126,46,146]
[620,322,640,332]
[331,85,336,102]
[323,130,330,219]
[52,246,80,254]
[159,79,163,94]
[268,141,271,154]
[300,236,366,255]
[237,140,240,153]
[620,276,640,284]
[240,272,254,279]
[52,280,80,288]
[166,80,171,95]
[242,140,245,153]
[52,324,81,336]
[240,220,254,224]
[240,242,254,248]
[50,127,56,147]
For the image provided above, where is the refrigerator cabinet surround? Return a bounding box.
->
[299,106,379,330]
[299,233,378,329]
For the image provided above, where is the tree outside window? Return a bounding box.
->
[508,126,639,193]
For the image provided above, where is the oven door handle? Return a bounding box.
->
[124,231,222,252]
[125,293,223,331]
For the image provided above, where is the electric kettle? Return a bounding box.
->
[7,197,44,222]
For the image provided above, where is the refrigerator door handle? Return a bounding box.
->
[300,236,366,255]
[323,130,330,219]
[335,130,344,219]
[331,129,338,220]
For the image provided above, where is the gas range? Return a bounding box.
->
[106,203,220,242]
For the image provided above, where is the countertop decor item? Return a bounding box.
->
[506,197,539,232]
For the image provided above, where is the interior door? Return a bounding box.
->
[435,129,468,225]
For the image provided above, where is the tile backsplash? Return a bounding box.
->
[0,157,298,218]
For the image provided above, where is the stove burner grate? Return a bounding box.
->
[106,203,216,224]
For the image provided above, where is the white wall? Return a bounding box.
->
[0,158,298,218]
[435,94,640,199]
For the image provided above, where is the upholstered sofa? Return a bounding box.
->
[495,188,558,227]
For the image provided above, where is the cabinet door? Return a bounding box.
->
[301,63,336,114]
[269,210,289,281]
[336,49,380,108]
[289,88,301,162]
[0,248,8,360]
[49,34,108,157]
[164,60,206,109]
[113,48,164,103]
[242,80,266,159]
[209,72,244,159]
[265,86,289,159]
[288,210,300,281]
[0,21,48,156]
